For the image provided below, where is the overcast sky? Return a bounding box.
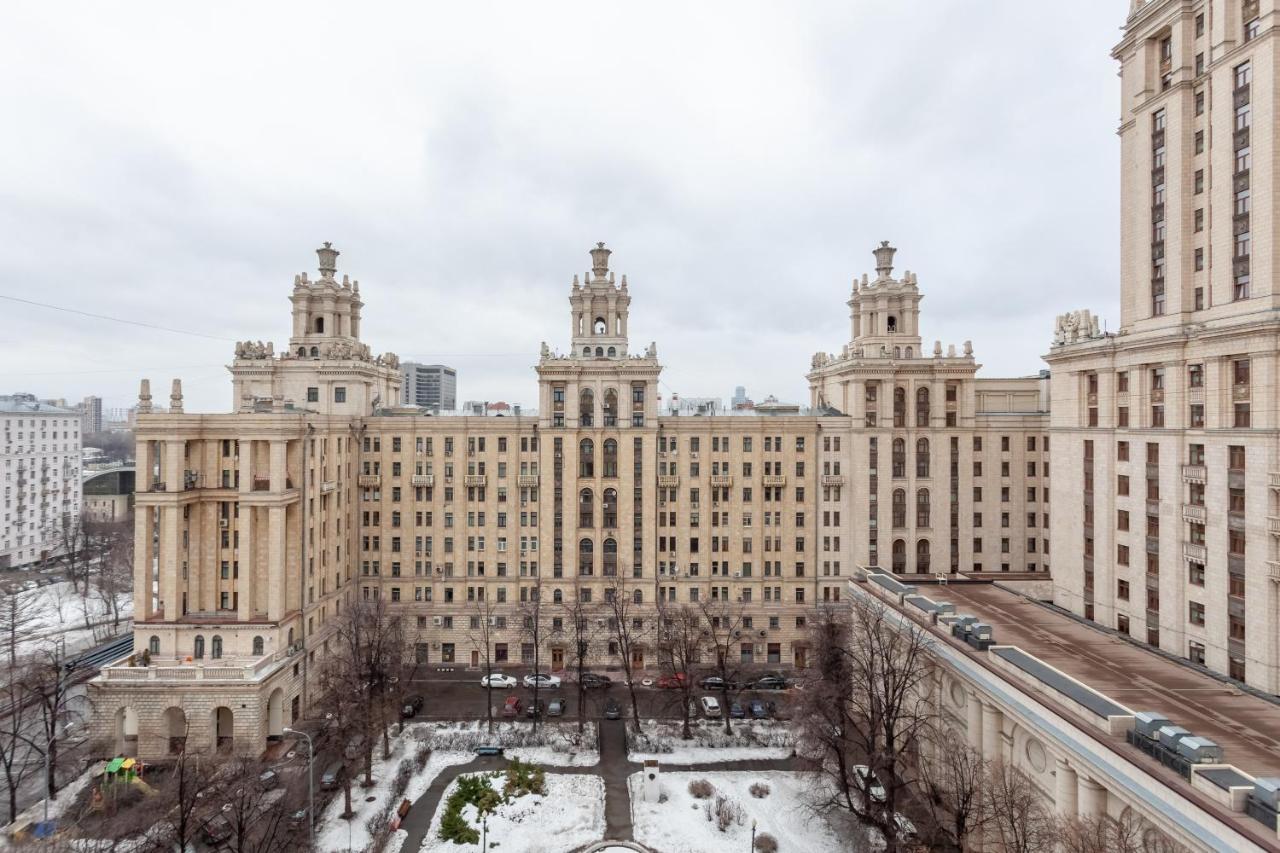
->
[1,1,1123,416]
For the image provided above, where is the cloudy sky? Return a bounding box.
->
[1,1,1123,416]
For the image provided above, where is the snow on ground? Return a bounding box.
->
[315,731,472,853]
[10,581,131,657]
[627,719,793,764]
[412,720,599,766]
[418,772,604,853]
[0,761,98,837]
[629,771,841,853]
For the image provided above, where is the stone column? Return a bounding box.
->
[133,505,155,621]
[238,505,255,620]
[967,693,984,753]
[1078,775,1107,819]
[981,702,1004,762]
[158,506,179,620]
[270,440,288,491]
[1055,757,1078,817]
[267,506,286,620]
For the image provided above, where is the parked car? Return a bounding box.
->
[853,765,886,803]
[523,673,561,689]
[401,695,424,718]
[750,674,788,691]
[547,698,566,717]
[200,814,232,845]
[656,673,688,689]
[699,696,722,718]
[581,673,613,689]
[474,745,504,756]
[320,761,343,790]
[604,698,621,720]
[258,769,279,789]
[525,699,546,719]
[749,699,768,719]
[729,701,746,719]
[481,673,518,689]
[501,696,523,718]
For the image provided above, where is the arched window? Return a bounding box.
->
[603,538,618,576]
[578,539,594,576]
[916,387,930,427]
[916,437,930,477]
[148,636,160,655]
[309,346,318,358]
[607,346,616,357]
[905,347,913,359]
[603,390,619,428]
[603,488,618,528]
[594,317,607,335]
[211,636,223,660]
[887,315,897,333]
[553,588,563,604]
[893,387,906,428]
[315,317,324,334]
[917,489,931,528]
[252,636,264,656]
[579,488,594,527]
[583,346,591,356]
[579,439,594,477]
[287,627,295,646]
[892,539,907,574]
[193,635,205,659]
[595,346,604,357]
[894,346,901,358]
[917,539,931,573]
[603,439,618,476]
[579,389,594,427]
[892,438,906,478]
[296,347,306,357]
[892,489,906,527]
[633,589,643,604]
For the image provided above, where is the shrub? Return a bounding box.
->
[688,779,714,799]
[503,758,545,797]
[749,782,770,799]
[755,832,779,853]
[714,794,743,832]
[413,743,431,771]
[391,759,414,801]
[438,772,503,844]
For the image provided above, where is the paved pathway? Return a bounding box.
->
[397,720,802,852]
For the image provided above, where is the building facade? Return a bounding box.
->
[81,395,103,435]
[0,393,82,569]
[1048,0,1280,695]
[401,362,457,412]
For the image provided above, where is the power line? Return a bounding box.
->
[0,364,225,377]
[0,294,235,341]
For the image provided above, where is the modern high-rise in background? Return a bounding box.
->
[80,394,103,434]
[0,392,82,569]
[732,385,748,408]
[401,362,457,411]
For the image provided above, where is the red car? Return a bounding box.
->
[501,696,523,717]
[656,673,689,689]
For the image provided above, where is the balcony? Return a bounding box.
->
[517,475,539,487]
[1267,560,1280,581]
[463,475,487,487]
[1183,541,1206,562]
[321,480,337,493]
[358,474,381,488]
[1268,516,1280,536]
[657,475,680,488]
[710,475,734,487]
[1180,464,1206,484]
[411,474,434,487]
[100,649,288,683]
[251,476,271,492]
[1181,504,1205,524]
[762,475,787,487]
[1269,472,1280,491]
[821,475,846,486]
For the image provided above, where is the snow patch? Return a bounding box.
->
[418,772,604,853]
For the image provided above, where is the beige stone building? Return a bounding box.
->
[1048,0,1280,695]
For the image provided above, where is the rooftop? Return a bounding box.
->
[0,393,77,415]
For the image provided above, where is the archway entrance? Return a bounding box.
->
[212,706,234,754]
[267,689,284,742]
[114,707,138,755]
[163,707,187,754]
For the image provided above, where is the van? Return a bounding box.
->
[320,761,343,790]
[700,696,722,718]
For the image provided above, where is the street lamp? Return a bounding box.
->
[750,819,756,852]
[283,727,314,852]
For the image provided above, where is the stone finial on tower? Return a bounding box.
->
[317,242,339,279]
[590,242,611,279]
[873,241,896,280]
[137,379,153,414]
[169,379,184,414]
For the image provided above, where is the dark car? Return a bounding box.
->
[604,698,621,720]
[525,699,546,719]
[750,699,768,719]
[581,673,613,689]
[547,698,566,717]
[729,701,746,719]
[699,675,741,691]
[401,695,424,719]
[751,674,788,691]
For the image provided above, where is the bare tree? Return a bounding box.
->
[0,592,39,823]
[218,758,308,853]
[603,576,648,732]
[1059,806,1189,853]
[90,520,133,633]
[918,728,990,852]
[985,762,1058,853]
[54,513,102,603]
[559,594,601,735]
[154,739,222,853]
[466,594,501,734]
[25,642,80,805]
[655,602,706,740]
[697,595,751,736]
[518,585,550,732]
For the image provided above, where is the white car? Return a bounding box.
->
[852,765,886,803]
[699,696,722,718]
[523,673,561,689]
[480,673,517,689]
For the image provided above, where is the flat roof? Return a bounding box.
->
[934,582,1280,778]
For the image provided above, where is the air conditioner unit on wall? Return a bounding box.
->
[433,616,442,626]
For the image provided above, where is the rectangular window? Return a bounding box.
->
[334,386,347,403]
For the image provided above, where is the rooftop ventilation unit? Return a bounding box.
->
[1177,736,1223,764]
[1134,711,1172,740]
[1157,725,1193,752]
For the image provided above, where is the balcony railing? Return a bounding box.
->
[411,474,434,487]
[710,475,734,487]
[358,474,381,488]
[1181,504,1205,524]
[1180,464,1206,484]
[463,475,487,487]
[1183,541,1206,561]
[657,475,680,488]
[1268,516,1280,536]
[517,475,539,487]
[821,475,846,486]
[762,475,787,487]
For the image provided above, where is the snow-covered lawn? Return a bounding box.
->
[419,772,604,853]
[412,720,598,766]
[11,580,131,657]
[315,731,472,853]
[627,719,794,764]
[629,771,840,853]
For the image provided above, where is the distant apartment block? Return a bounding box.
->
[0,393,82,569]
[401,362,456,411]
